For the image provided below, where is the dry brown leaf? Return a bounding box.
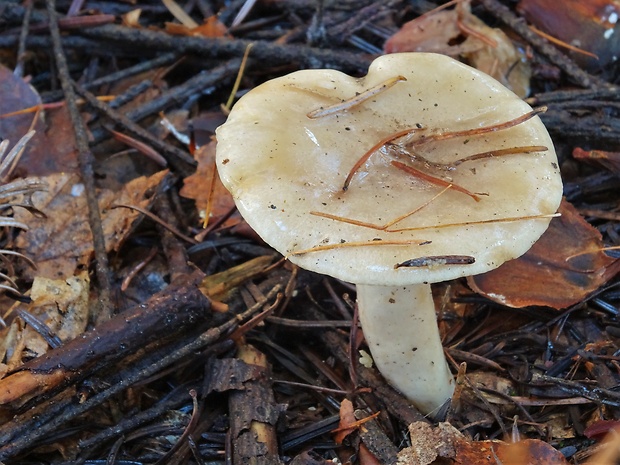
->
[517,0,620,70]
[30,272,89,342]
[584,420,620,440]
[6,272,90,366]
[438,439,558,465]
[384,0,531,97]
[334,398,357,445]
[468,199,620,309]
[384,8,480,57]
[0,64,78,176]
[398,422,569,465]
[14,170,168,279]
[180,140,237,227]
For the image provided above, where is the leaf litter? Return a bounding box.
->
[14,170,168,279]
[1,0,620,463]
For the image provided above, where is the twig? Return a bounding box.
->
[0,283,282,461]
[42,52,179,103]
[153,193,193,280]
[265,316,353,328]
[79,23,372,72]
[13,0,33,78]
[88,58,243,146]
[77,382,197,452]
[536,374,620,407]
[477,0,608,89]
[46,0,113,323]
[73,82,197,175]
[111,204,198,245]
[529,86,620,105]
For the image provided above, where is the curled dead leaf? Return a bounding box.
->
[384,0,531,96]
[468,199,620,309]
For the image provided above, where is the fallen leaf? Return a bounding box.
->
[468,199,620,309]
[30,272,90,342]
[15,170,168,279]
[334,398,357,445]
[0,64,78,176]
[180,140,238,228]
[12,272,90,363]
[517,0,620,70]
[358,443,382,465]
[384,0,531,97]
[384,6,479,57]
[398,422,569,465]
[584,419,620,440]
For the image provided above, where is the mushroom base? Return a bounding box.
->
[356,283,454,415]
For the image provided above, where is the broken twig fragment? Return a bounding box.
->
[395,255,475,268]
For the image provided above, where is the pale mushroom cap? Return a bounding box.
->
[216,53,562,286]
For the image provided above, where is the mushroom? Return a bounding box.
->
[215,53,563,414]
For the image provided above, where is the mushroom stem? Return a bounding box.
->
[356,283,454,414]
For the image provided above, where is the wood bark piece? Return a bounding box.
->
[229,343,285,465]
[0,271,211,410]
[354,409,399,465]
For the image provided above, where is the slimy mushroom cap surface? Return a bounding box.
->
[216,53,562,286]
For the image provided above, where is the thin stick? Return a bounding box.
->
[411,107,546,145]
[391,160,481,201]
[307,75,407,119]
[311,210,391,231]
[452,145,547,166]
[311,210,559,235]
[312,185,452,231]
[47,0,113,323]
[224,42,254,111]
[395,255,475,268]
[386,213,560,233]
[529,24,598,59]
[287,239,428,257]
[343,126,421,190]
[394,145,547,171]
[111,204,198,245]
[565,245,620,262]
[383,185,452,228]
[343,108,546,190]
